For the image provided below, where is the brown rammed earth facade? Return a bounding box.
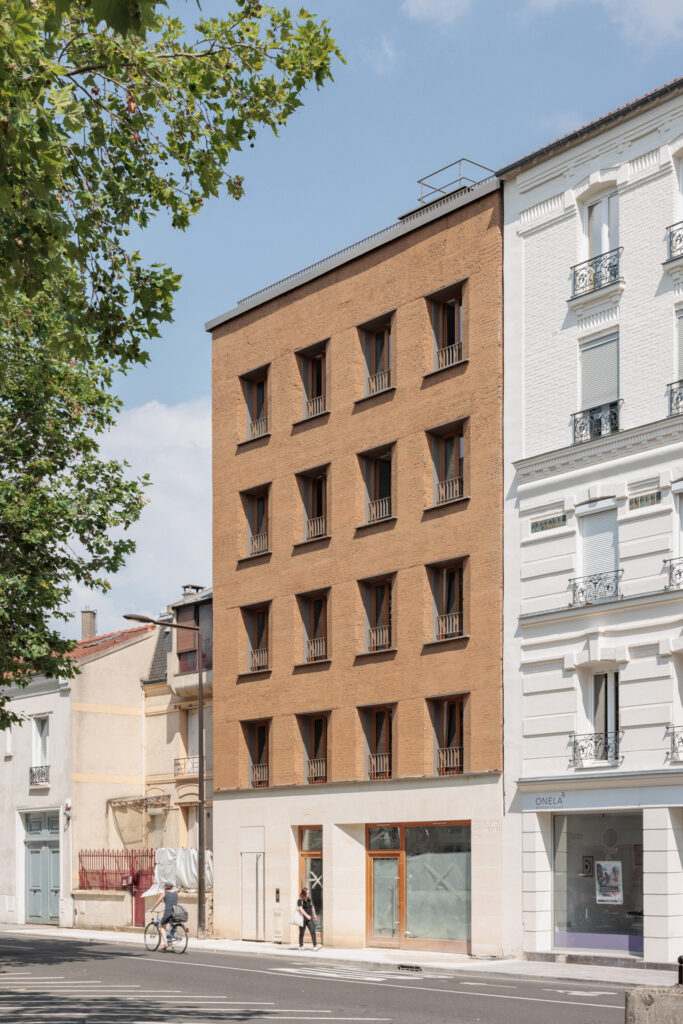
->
[210,185,503,793]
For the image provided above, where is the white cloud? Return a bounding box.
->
[527,0,683,46]
[61,397,212,640]
[401,0,472,26]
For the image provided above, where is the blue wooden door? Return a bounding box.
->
[25,813,60,924]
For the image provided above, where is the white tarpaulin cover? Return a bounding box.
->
[141,848,214,898]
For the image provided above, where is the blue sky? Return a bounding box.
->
[73,0,683,637]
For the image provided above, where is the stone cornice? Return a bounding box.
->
[516,414,683,484]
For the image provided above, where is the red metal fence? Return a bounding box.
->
[78,849,155,891]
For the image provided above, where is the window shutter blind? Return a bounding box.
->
[187,709,199,758]
[581,336,618,409]
[581,509,618,576]
[677,311,683,379]
[176,604,196,654]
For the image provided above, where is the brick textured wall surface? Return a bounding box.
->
[211,188,503,792]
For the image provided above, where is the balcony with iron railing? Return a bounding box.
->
[667,221,683,262]
[29,765,49,786]
[668,380,683,417]
[435,342,462,370]
[304,514,327,541]
[571,247,623,297]
[366,368,391,396]
[572,400,621,444]
[436,476,463,505]
[249,531,269,557]
[570,569,622,606]
[305,394,327,419]
[571,731,622,765]
[367,496,392,523]
[438,745,463,775]
[665,557,683,589]
[670,726,683,762]
[368,625,391,651]
[436,612,462,640]
[305,636,328,663]
[308,757,327,783]
[247,415,268,440]
[250,647,269,672]
[250,762,269,788]
[174,756,204,777]
[369,751,391,780]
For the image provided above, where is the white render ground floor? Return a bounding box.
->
[213,775,509,955]
[520,773,683,963]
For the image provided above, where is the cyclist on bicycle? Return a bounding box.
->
[150,882,178,950]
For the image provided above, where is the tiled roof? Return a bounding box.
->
[71,624,154,662]
[496,76,683,178]
[143,626,172,684]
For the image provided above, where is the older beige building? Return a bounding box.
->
[207,169,506,953]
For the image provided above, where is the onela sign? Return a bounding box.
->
[533,792,567,809]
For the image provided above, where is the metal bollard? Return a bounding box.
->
[678,954,683,986]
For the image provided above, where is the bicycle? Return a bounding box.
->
[144,915,188,954]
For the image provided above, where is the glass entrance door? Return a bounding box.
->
[370,856,399,944]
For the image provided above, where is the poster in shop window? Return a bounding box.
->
[595,861,623,904]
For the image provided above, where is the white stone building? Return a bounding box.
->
[501,78,683,963]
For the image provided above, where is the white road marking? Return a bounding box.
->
[460,981,518,988]
[544,988,618,996]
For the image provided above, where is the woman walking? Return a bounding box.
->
[297,886,320,950]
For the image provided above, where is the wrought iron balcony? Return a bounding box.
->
[436,612,462,640]
[369,752,391,780]
[306,394,327,418]
[436,476,463,505]
[249,647,269,672]
[438,745,463,775]
[305,636,327,663]
[571,731,621,764]
[667,221,683,261]
[250,762,269,788]
[304,514,327,541]
[570,569,622,606]
[29,765,49,786]
[366,368,390,395]
[670,726,683,762]
[571,247,623,297]
[308,757,327,783]
[174,756,204,776]
[668,380,683,417]
[249,531,268,557]
[247,415,268,440]
[665,557,683,589]
[572,400,621,444]
[367,496,391,522]
[368,625,391,651]
[435,342,462,370]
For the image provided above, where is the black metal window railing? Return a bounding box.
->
[667,221,683,261]
[570,569,622,606]
[670,726,683,762]
[571,731,621,764]
[29,765,49,786]
[665,557,683,589]
[572,400,621,444]
[571,247,623,297]
[668,380,683,417]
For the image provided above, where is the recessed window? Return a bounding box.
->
[240,366,269,441]
[429,562,464,640]
[435,696,465,774]
[360,577,393,652]
[243,604,270,672]
[297,466,328,541]
[360,445,393,523]
[574,335,620,443]
[428,423,465,505]
[628,491,661,511]
[360,320,392,396]
[298,342,327,419]
[299,591,328,663]
[248,720,270,787]
[368,706,392,779]
[307,714,328,783]
[241,486,270,557]
[431,289,463,370]
[32,716,49,768]
[587,192,618,259]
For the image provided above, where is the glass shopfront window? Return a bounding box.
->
[553,812,643,954]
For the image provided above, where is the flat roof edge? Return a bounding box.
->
[205,177,500,332]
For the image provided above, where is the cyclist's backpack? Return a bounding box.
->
[172,904,188,922]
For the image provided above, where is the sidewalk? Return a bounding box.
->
[2,923,677,989]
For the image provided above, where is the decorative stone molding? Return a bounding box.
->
[567,279,625,328]
[663,252,683,295]
[520,193,564,226]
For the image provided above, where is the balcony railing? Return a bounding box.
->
[668,380,683,417]
[29,765,49,786]
[437,476,463,504]
[250,762,269,788]
[670,726,683,762]
[368,625,391,651]
[249,531,268,557]
[366,368,390,395]
[369,752,391,779]
[436,342,462,370]
[665,557,683,589]
[368,496,391,522]
[174,756,204,776]
[570,569,622,606]
[247,416,268,440]
[438,745,463,775]
[572,400,621,444]
[306,636,327,662]
[667,221,683,261]
[305,514,327,541]
[571,247,622,297]
[436,612,462,640]
[306,395,327,418]
[308,757,327,783]
[571,731,621,764]
[250,647,269,672]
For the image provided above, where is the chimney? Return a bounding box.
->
[81,609,97,641]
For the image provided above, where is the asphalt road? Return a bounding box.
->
[0,932,633,1023]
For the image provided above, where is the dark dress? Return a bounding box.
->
[297,896,317,947]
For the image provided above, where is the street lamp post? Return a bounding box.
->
[125,611,207,939]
